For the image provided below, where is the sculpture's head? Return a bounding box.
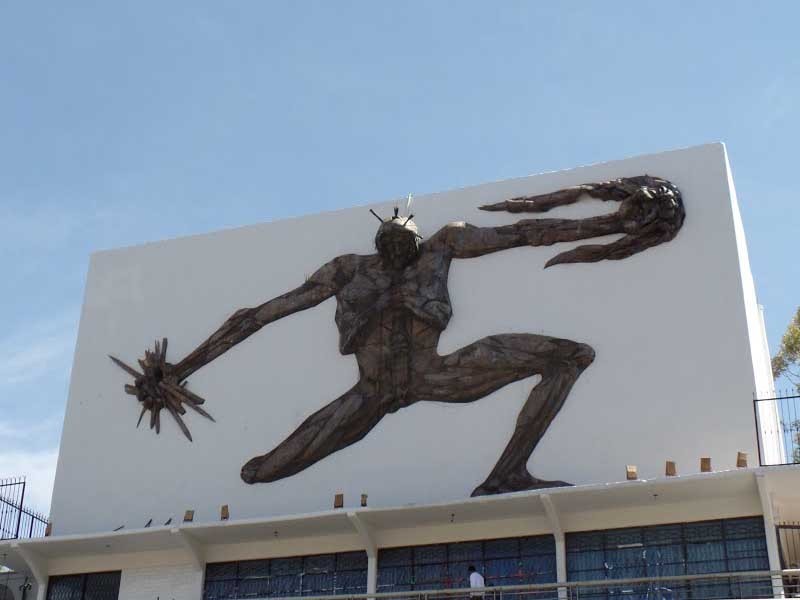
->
[375,213,421,269]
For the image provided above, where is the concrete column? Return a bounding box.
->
[366,555,378,594]
[10,544,47,600]
[755,472,784,598]
[34,580,47,600]
[171,528,206,571]
[540,494,567,600]
[347,512,378,594]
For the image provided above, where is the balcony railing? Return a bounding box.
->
[754,392,800,466]
[0,477,49,540]
[205,571,799,600]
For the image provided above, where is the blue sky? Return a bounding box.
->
[1,2,799,512]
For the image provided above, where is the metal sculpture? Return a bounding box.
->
[110,175,684,496]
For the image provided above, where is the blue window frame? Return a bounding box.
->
[204,551,368,599]
[566,516,770,599]
[377,534,556,592]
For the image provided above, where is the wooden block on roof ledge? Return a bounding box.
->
[333,493,344,509]
[626,465,638,480]
[360,494,368,507]
[737,452,748,468]
[220,504,230,521]
[700,457,712,472]
[665,461,677,477]
[183,510,194,523]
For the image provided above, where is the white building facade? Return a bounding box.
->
[2,144,797,600]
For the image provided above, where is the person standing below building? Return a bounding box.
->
[468,565,485,597]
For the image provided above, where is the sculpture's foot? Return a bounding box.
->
[471,468,572,497]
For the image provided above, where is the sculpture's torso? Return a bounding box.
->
[334,249,452,357]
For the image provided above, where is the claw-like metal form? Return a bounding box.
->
[481,175,685,267]
[109,337,214,442]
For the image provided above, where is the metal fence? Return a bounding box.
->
[778,523,800,571]
[239,570,798,600]
[0,478,49,540]
[754,391,800,466]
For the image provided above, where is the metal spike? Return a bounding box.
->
[369,209,384,223]
[166,403,193,442]
[181,398,215,422]
[109,355,142,378]
[136,405,147,428]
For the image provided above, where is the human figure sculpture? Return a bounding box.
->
[111,175,684,496]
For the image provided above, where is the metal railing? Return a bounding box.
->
[0,478,49,540]
[754,392,800,466]
[242,571,799,600]
[779,523,800,570]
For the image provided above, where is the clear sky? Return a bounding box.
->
[1,2,799,513]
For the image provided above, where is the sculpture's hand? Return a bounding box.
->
[480,175,685,267]
[109,338,214,441]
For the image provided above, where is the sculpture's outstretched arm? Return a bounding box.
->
[172,255,354,379]
[432,176,684,267]
[109,254,356,440]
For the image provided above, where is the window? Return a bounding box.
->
[204,551,367,599]
[46,572,121,600]
[377,535,556,592]
[566,517,770,599]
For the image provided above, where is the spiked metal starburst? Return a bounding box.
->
[109,338,214,441]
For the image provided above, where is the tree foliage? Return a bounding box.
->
[772,307,800,392]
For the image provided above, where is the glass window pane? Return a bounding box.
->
[448,541,482,562]
[414,545,447,565]
[270,558,303,576]
[270,574,300,597]
[604,528,642,548]
[379,547,413,567]
[377,566,412,590]
[237,560,269,580]
[519,535,555,557]
[237,578,270,599]
[83,573,121,600]
[684,521,724,543]
[567,532,604,552]
[724,517,765,540]
[414,563,446,586]
[47,576,84,600]
[304,554,335,574]
[203,579,238,600]
[335,570,367,594]
[336,551,368,571]
[485,538,519,559]
[206,563,239,582]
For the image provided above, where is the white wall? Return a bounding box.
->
[50,143,768,535]
[118,565,202,600]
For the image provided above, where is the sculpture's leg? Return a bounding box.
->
[240,385,386,484]
[417,334,594,496]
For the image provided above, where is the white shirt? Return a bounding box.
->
[469,572,485,589]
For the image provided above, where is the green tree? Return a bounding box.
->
[772,307,800,391]
[772,307,800,462]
